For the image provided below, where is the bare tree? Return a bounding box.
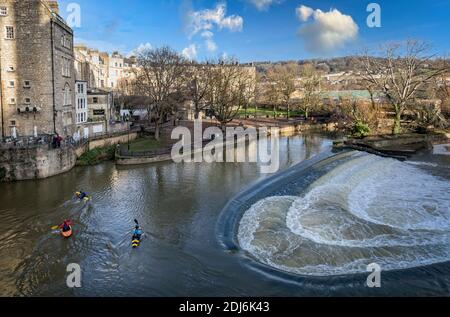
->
[267,63,299,119]
[134,46,188,140]
[298,64,322,119]
[186,62,214,119]
[206,59,254,131]
[361,40,449,134]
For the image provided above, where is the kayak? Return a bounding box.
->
[61,226,73,238]
[132,234,141,248]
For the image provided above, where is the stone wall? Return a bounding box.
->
[88,132,137,151]
[0,145,76,181]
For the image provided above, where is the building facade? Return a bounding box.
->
[74,80,87,139]
[0,0,76,139]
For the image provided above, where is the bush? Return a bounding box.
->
[352,122,371,138]
[76,146,116,166]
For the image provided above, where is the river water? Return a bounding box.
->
[0,134,449,296]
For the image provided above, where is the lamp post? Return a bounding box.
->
[127,116,131,151]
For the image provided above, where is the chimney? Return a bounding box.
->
[46,0,59,14]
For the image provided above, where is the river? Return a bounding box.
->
[0,134,449,296]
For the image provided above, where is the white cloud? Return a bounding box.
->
[182,44,198,60]
[247,0,283,11]
[186,3,243,38]
[296,5,314,21]
[296,6,359,53]
[205,39,218,52]
[129,42,152,57]
[201,31,214,39]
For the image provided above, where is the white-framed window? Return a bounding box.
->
[0,6,7,16]
[5,26,14,39]
[77,83,84,94]
[24,98,31,104]
[7,80,14,88]
[23,80,31,88]
[9,98,16,104]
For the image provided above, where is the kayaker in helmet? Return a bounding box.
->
[133,225,142,240]
[59,219,73,232]
[75,191,88,201]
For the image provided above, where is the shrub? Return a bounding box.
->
[352,122,371,138]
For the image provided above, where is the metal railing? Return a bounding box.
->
[119,140,212,158]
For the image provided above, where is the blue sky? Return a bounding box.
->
[58,0,450,62]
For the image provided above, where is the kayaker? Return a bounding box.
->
[132,225,142,240]
[75,191,88,201]
[59,219,73,232]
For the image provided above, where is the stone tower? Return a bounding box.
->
[0,0,76,139]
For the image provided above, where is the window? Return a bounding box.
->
[61,35,71,49]
[77,83,84,94]
[10,120,16,126]
[24,98,31,104]
[62,58,71,77]
[7,66,14,72]
[9,98,16,104]
[5,26,14,39]
[93,97,98,104]
[23,80,31,88]
[63,84,72,106]
[0,7,7,16]
[8,80,14,88]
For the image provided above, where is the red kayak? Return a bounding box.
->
[61,226,73,238]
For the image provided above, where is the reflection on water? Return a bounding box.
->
[0,134,333,296]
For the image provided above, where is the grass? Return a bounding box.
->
[128,137,167,152]
[76,146,116,166]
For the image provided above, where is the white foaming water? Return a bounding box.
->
[238,153,450,276]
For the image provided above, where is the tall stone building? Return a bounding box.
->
[0,0,75,139]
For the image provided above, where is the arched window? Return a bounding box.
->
[63,84,72,106]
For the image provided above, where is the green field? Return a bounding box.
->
[128,137,167,152]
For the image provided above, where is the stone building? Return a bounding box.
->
[0,0,76,139]
[74,45,136,91]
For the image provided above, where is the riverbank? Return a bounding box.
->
[333,131,450,160]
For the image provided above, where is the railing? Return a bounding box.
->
[119,140,212,158]
[0,135,75,150]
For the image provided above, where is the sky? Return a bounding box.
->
[57,0,450,62]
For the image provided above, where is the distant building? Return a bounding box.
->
[0,0,76,138]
